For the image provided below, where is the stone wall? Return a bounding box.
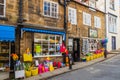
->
[22,0,64,29]
[0,0,18,25]
[67,1,105,39]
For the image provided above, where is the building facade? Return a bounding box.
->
[68,0,105,61]
[0,0,18,79]
[105,0,120,51]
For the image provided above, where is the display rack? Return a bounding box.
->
[0,42,10,71]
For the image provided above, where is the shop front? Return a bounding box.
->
[81,29,104,62]
[20,27,66,78]
[0,25,15,79]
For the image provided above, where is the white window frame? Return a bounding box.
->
[108,14,117,33]
[109,0,115,10]
[68,7,77,25]
[0,0,6,17]
[89,0,96,8]
[43,0,58,18]
[83,12,91,26]
[94,16,101,28]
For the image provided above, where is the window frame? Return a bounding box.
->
[43,0,58,18]
[33,33,63,57]
[0,0,6,17]
[68,7,77,25]
[108,14,117,33]
[89,0,96,8]
[94,16,101,28]
[109,0,115,10]
[83,12,91,26]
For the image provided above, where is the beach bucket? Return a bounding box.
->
[25,70,31,77]
[31,68,38,76]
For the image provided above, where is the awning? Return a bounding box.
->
[0,25,15,41]
[21,28,66,40]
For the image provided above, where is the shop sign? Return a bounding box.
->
[89,29,98,38]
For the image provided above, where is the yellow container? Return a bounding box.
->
[94,54,97,59]
[90,56,93,60]
[101,52,104,56]
[96,54,99,58]
[23,53,32,62]
[86,56,91,61]
[25,70,31,77]
[31,68,38,76]
[100,53,102,57]
[93,54,96,59]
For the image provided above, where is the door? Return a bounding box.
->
[112,36,116,50]
[73,38,80,62]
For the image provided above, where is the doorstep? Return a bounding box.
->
[24,53,118,80]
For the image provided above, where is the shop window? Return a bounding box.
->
[83,12,91,26]
[88,39,97,52]
[82,38,98,54]
[34,33,62,57]
[94,16,101,28]
[43,0,58,18]
[0,0,6,17]
[68,7,77,25]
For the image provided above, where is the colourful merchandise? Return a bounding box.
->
[11,53,19,61]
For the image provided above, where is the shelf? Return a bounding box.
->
[0,60,9,63]
[34,54,62,58]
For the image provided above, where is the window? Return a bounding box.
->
[0,0,6,17]
[94,16,101,28]
[108,15,117,33]
[110,0,115,10]
[89,0,96,8]
[34,33,62,57]
[68,7,77,25]
[83,12,91,26]
[44,0,58,18]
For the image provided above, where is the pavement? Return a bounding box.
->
[24,52,119,80]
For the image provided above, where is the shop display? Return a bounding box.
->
[82,38,104,62]
[34,33,62,57]
[0,42,10,71]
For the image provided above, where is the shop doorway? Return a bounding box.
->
[73,38,80,62]
[112,36,116,50]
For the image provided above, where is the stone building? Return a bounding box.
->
[66,0,105,61]
[0,0,18,79]
[19,0,106,63]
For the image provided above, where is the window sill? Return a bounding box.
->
[0,17,8,21]
[33,54,62,58]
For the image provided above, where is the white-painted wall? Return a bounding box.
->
[97,0,120,51]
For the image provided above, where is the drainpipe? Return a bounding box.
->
[16,0,23,58]
[59,0,70,46]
